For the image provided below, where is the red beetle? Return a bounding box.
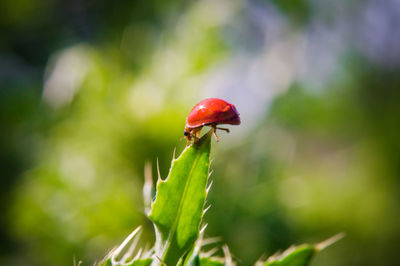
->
[184,98,240,144]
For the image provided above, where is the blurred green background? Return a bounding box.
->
[1,0,400,265]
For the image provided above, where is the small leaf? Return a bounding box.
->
[259,233,344,266]
[97,227,154,266]
[100,258,153,266]
[263,244,315,266]
[126,259,153,266]
[199,258,225,266]
[149,132,212,265]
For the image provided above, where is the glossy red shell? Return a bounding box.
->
[186,98,240,128]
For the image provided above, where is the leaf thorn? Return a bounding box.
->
[203,205,211,215]
[156,158,162,181]
[206,180,213,194]
[316,232,345,251]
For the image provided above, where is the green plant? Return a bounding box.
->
[98,131,342,266]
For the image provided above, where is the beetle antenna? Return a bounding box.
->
[216,127,230,133]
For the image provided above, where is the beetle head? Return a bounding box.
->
[184,127,193,145]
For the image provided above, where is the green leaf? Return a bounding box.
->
[263,244,315,266]
[126,259,153,266]
[181,235,232,266]
[199,257,225,266]
[260,233,344,266]
[149,132,212,265]
[99,258,152,266]
[98,258,153,266]
[180,254,225,266]
[97,227,154,266]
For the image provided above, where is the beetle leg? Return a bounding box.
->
[192,127,202,142]
[211,125,220,142]
[196,128,202,138]
[216,127,230,133]
[213,130,220,142]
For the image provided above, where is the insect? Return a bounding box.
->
[184,98,240,144]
